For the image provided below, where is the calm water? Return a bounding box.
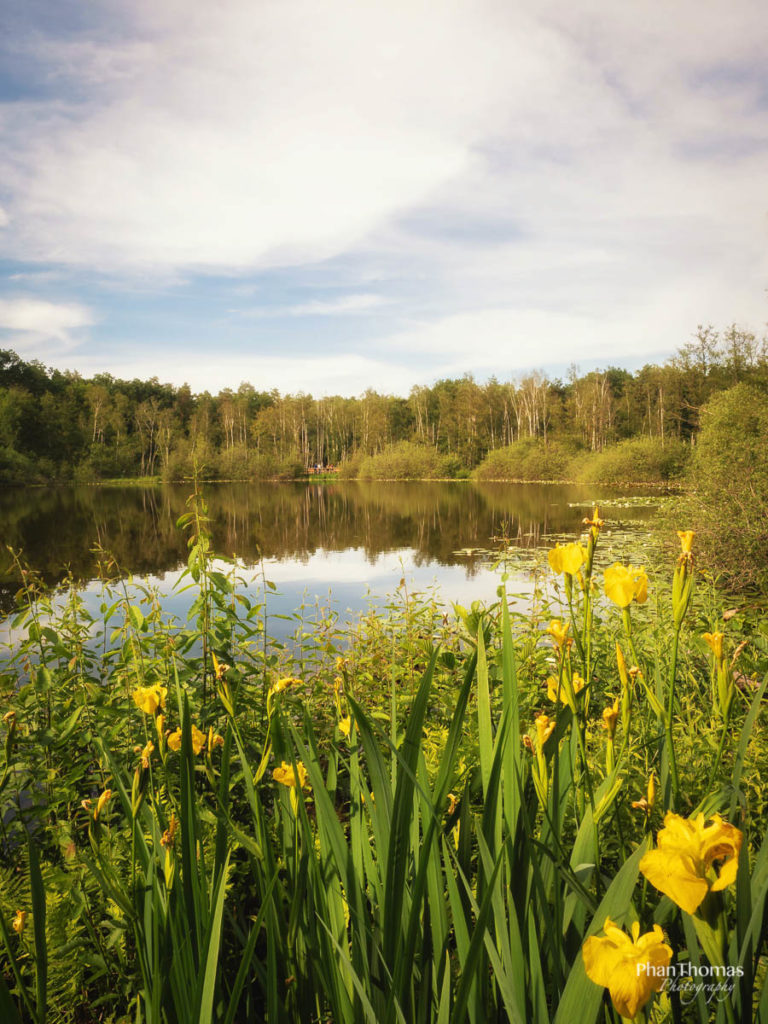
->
[0,481,658,627]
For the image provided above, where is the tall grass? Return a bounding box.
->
[1,493,767,1022]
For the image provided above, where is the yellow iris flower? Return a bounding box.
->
[546,619,571,649]
[273,760,310,790]
[604,564,649,608]
[94,788,112,821]
[548,542,586,576]
[269,676,301,698]
[207,727,224,752]
[131,684,167,715]
[639,811,742,915]
[338,716,352,738]
[601,697,619,737]
[546,672,585,708]
[582,506,604,533]
[582,917,672,1019]
[12,910,27,935]
[535,713,555,748]
[211,651,230,681]
[703,631,724,662]
[677,530,695,556]
[632,774,656,815]
[167,724,207,755]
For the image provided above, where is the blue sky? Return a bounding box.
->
[0,0,766,396]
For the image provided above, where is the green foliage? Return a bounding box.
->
[570,437,691,484]
[356,441,457,479]
[2,320,768,484]
[678,383,768,588]
[163,442,304,481]
[474,437,691,484]
[473,440,574,481]
[1,502,768,1021]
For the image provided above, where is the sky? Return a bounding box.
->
[0,0,766,397]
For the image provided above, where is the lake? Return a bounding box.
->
[0,481,660,634]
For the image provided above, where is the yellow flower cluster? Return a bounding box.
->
[584,811,743,1017]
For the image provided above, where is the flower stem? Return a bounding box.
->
[666,624,681,808]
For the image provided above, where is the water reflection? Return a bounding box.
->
[0,481,653,614]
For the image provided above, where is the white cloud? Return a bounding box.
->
[0,297,94,355]
[1,0,767,372]
[58,349,418,396]
[237,293,387,317]
[0,0,526,272]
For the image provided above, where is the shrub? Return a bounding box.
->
[0,446,44,484]
[571,437,690,484]
[336,450,366,479]
[473,440,574,481]
[356,441,452,479]
[677,383,768,588]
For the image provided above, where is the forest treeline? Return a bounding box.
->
[1,323,767,485]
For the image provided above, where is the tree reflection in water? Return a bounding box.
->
[0,481,654,614]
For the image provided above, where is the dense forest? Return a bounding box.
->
[1,323,766,484]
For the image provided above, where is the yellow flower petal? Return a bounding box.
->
[548,545,565,574]
[535,713,555,747]
[548,541,586,576]
[166,724,206,755]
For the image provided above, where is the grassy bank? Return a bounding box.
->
[1,497,767,1022]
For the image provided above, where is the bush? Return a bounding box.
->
[163,443,303,481]
[473,440,574,481]
[0,445,44,484]
[677,383,768,588]
[336,450,366,479]
[570,437,690,484]
[356,441,454,479]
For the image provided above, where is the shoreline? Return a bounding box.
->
[2,475,686,489]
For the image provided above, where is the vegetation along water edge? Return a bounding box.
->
[1,490,767,1022]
